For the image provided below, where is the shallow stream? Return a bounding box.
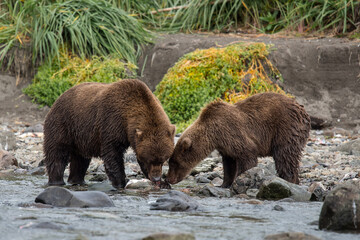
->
[0,174,358,240]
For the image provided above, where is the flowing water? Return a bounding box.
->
[0,174,358,240]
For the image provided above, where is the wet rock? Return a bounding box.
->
[0,149,18,169]
[0,131,16,150]
[23,123,43,133]
[264,232,321,240]
[308,182,327,201]
[20,222,63,230]
[89,173,108,182]
[191,157,221,175]
[124,151,138,163]
[18,202,53,208]
[319,182,360,232]
[273,205,285,211]
[150,190,200,211]
[28,167,45,176]
[143,233,195,240]
[333,139,360,156]
[88,182,117,192]
[198,185,231,198]
[231,166,275,195]
[35,186,115,207]
[245,188,259,198]
[210,177,223,187]
[195,176,211,183]
[125,179,152,189]
[257,177,311,201]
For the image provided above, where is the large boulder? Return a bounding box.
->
[35,186,115,207]
[319,182,360,232]
[257,177,311,201]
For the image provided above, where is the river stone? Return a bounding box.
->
[23,123,44,133]
[333,138,360,156]
[35,186,115,207]
[0,149,18,169]
[143,233,195,240]
[125,179,152,189]
[319,182,360,232]
[308,182,327,201]
[0,131,16,151]
[264,232,321,240]
[150,190,199,211]
[198,185,231,198]
[256,177,311,201]
[191,157,221,175]
[231,166,275,195]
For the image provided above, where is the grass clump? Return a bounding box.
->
[0,0,153,65]
[23,52,137,107]
[155,42,287,132]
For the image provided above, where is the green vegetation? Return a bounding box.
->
[155,42,288,132]
[168,0,360,34]
[23,52,136,107]
[0,0,152,66]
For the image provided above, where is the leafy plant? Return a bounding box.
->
[23,52,137,107]
[155,42,288,132]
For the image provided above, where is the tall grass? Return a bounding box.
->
[167,0,360,34]
[0,0,153,66]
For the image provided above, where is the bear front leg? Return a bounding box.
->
[68,152,91,185]
[221,155,238,188]
[44,146,69,186]
[101,145,127,189]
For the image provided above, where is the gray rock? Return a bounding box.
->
[198,185,231,198]
[257,177,311,201]
[308,182,327,201]
[150,190,199,211]
[88,182,117,192]
[125,179,152,189]
[319,182,360,232]
[333,139,360,156]
[196,176,211,183]
[89,173,108,182]
[28,167,45,175]
[191,157,221,175]
[0,131,16,150]
[273,205,285,211]
[35,186,115,207]
[264,232,321,240]
[24,123,44,133]
[210,177,223,187]
[0,149,18,169]
[143,233,195,240]
[231,166,275,195]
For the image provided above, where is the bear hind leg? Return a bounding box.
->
[68,153,91,185]
[221,155,238,188]
[45,146,69,186]
[273,146,301,184]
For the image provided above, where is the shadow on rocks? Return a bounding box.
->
[150,190,200,211]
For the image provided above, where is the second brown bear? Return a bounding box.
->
[167,92,310,187]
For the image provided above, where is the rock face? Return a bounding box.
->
[256,177,311,201]
[35,186,115,208]
[138,33,360,131]
[150,190,199,211]
[319,182,360,232]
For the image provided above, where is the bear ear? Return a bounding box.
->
[136,129,143,138]
[182,137,192,151]
[169,124,176,137]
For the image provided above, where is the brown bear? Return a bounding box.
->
[166,92,310,188]
[43,79,175,188]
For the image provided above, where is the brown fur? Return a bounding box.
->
[167,92,310,187]
[44,79,175,188]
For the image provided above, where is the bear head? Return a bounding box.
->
[134,125,175,182]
